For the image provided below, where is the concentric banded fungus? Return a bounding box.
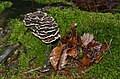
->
[23,11,60,44]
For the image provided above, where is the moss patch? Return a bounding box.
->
[0,1,12,13]
[8,19,48,67]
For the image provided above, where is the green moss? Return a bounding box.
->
[0,1,12,13]
[8,19,47,67]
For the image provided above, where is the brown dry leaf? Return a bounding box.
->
[87,41,109,55]
[81,33,94,46]
[67,48,77,58]
[83,40,109,64]
[101,44,109,52]
[67,37,74,47]
[81,55,92,67]
[58,69,73,78]
[87,41,102,52]
[58,49,68,70]
[67,37,78,48]
[50,44,65,70]
[87,41,101,48]
[94,44,109,63]
[83,41,102,63]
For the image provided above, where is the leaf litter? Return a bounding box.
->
[68,0,120,13]
[49,23,110,77]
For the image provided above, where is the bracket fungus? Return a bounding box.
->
[23,11,60,44]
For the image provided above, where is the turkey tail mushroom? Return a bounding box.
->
[23,11,60,44]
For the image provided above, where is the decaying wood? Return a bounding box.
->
[0,42,21,63]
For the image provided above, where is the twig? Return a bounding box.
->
[23,65,50,74]
[104,39,112,54]
[23,67,41,74]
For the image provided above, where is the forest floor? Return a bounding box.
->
[0,0,120,79]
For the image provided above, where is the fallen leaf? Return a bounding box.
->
[67,37,77,48]
[58,49,68,70]
[82,40,109,64]
[67,48,77,58]
[81,33,94,46]
[81,55,92,67]
[58,69,73,78]
[50,44,65,70]
[101,44,109,52]
[87,41,102,52]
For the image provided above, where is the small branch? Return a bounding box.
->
[23,67,41,74]
[23,66,50,74]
